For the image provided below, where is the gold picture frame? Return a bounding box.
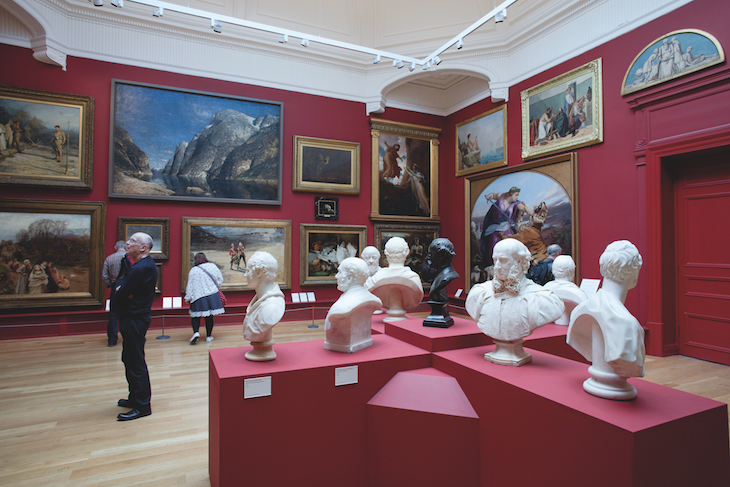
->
[181,217,291,292]
[118,217,170,261]
[0,199,106,309]
[370,118,440,222]
[465,153,579,292]
[293,136,360,194]
[521,58,603,160]
[0,85,94,190]
[373,222,440,291]
[621,29,725,96]
[455,105,507,177]
[300,223,367,286]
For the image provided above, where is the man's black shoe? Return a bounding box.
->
[117,399,132,408]
[117,408,151,421]
[108,341,117,347]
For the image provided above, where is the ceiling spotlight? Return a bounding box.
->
[433,56,442,65]
[111,0,123,7]
[393,59,404,69]
[301,38,309,47]
[92,0,103,6]
[456,38,464,50]
[373,54,381,64]
[279,34,288,43]
[423,61,431,70]
[495,9,507,23]
[211,19,222,33]
[152,6,163,17]
[409,62,416,72]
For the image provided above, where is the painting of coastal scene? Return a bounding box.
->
[456,105,506,177]
[181,218,291,292]
[110,81,282,204]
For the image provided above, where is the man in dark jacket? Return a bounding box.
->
[112,232,158,421]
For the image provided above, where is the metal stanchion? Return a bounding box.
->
[308,306,319,328]
[156,312,170,339]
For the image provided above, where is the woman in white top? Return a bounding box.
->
[184,252,224,344]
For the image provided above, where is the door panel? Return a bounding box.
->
[676,148,730,364]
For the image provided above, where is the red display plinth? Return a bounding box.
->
[384,317,583,362]
[209,334,431,487]
[433,346,730,487]
[523,323,590,363]
[367,368,480,487]
[384,316,491,352]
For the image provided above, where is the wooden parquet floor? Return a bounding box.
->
[0,320,728,486]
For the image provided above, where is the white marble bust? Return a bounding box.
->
[544,255,588,325]
[567,240,645,400]
[366,237,424,322]
[243,251,285,361]
[466,238,564,366]
[324,257,382,353]
[362,246,381,277]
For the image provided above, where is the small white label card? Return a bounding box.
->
[106,299,110,311]
[244,376,272,399]
[579,278,601,298]
[299,292,309,303]
[455,289,463,297]
[291,293,301,303]
[307,292,315,302]
[172,296,183,308]
[335,365,358,387]
[162,297,173,309]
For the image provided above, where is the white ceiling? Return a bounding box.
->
[0,0,692,115]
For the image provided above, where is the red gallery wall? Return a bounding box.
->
[2,0,729,344]
[0,44,443,320]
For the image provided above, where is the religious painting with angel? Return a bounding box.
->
[466,153,578,291]
[369,118,441,223]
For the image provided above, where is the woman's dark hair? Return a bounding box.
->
[194,252,208,266]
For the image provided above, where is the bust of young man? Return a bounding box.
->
[243,251,285,361]
[423,238,459,328]
[544,255,587,325]
[466,238,564,366]
[366,237,424,322]
[567,240,645,400]
[324,257,382,353]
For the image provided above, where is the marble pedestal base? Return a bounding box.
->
[383,308,407,322]
[583,365,638,400]
[245,338,276,361]
[325,338,373,353]
[423,301,454,328]
[484,338,532,366]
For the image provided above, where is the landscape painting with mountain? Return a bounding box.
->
[110,81,282,204]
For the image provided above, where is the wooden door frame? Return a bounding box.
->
[644,127,730,356]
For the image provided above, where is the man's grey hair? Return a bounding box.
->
[247,251,278,280]
[115,240,126,250]
[547,244,562,257]
[136,233,153,251]
[599,240,642,283]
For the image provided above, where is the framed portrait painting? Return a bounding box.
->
[455,105,507,177]
[293,136,360,194]
[521,58,603,160]
[109,80,283,205]
[300,223,367,286]
[117,217,170,261]
[373,223,440,291]
[314,196,339,220]
[181,217,291,292]
[465,153,578,291]
[0,199,106,309]
[370,118,440,223]
[622,29,725,95]
[0,85,94,190]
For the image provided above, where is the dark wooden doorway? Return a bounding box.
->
[671,145,730,365]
